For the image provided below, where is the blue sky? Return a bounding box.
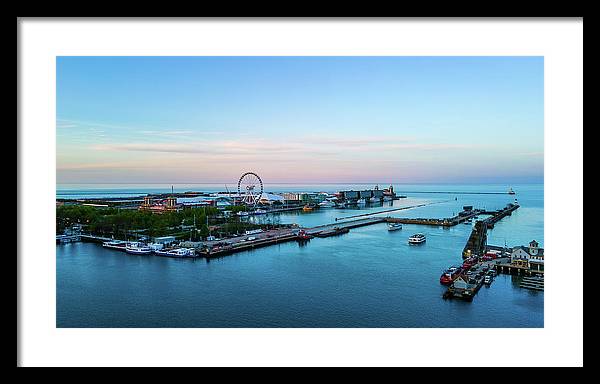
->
[56,56,543,184]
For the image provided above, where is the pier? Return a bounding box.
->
[385,209,483,227]
[445,203,525,301]
[334,200,451,221]
[462,203,520,259]
[394,191,515,195]
[494,259,543,278]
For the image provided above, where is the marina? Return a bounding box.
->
[56,183,544,327]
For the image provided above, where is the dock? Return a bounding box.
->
[445,203,524,301]
[519,276,544,291]
[385,209,483,227]
[462,203,519,259]
[334,200,451,221]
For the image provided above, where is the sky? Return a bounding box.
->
[56,56,543,185]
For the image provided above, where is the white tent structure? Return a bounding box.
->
[257,193,285,205]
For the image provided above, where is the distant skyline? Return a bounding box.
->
[57,56,543,184]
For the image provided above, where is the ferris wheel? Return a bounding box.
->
[237,172,263,207]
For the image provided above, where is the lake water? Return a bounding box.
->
[56,183,543,327]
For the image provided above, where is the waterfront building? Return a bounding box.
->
[282,192,300,201]
[511,240,544,271]
[139,195,181,213]
[359,190,373,199]
[383,185,396,198]
[341,190,359,200]
[258,193,285,205]
[452,275,470,290]
[299,193,326,204]
[153,236,176,245]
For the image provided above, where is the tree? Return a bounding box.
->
[199,223,209,239]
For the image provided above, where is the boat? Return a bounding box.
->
[125,243,153,255]
[356,198,366,205]
[508,187,516,195]
[314,227,349,238]
[154,248,195,258]
[318,200,335,208]
[484,275,493,285]
[147,242,164,251]
[408,233,426,244]
[296,229,313,240]
[102,239,127,250]
[369,197,381,204]
[236,211,250,217]
[387,223,402,231]
[302,205,314,212]
[253,209,267,215]
[462,257,476,270]
[440,266,463,285]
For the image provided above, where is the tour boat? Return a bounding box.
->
[154,248,195,258]
[387,223,402,231]
[125,243,153,255]
[408,233,426,244]
[102,239,127,250]
[440,266,463,285]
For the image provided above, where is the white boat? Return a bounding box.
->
[254,209,267,215]
[236,211,250,217]
[408,233,426,244]
[102,239,127,250]
[369,197,381,204]
[387,223,402,231]
[125,243,153,255]
[155,248,195,258]
[357,198,366,205]
[147,242,164,251]
[383,196,393,202]
[318,200,335,208]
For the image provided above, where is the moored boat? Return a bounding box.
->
[318,200,335,208]
[154,248,195,258]
[102,239,127,250]
[440,266,463,285]
[125,243,153,255]
[296,229,313,240]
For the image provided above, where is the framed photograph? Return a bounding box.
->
[18,18,583,367]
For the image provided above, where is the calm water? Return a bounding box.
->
[57,184,543,327]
